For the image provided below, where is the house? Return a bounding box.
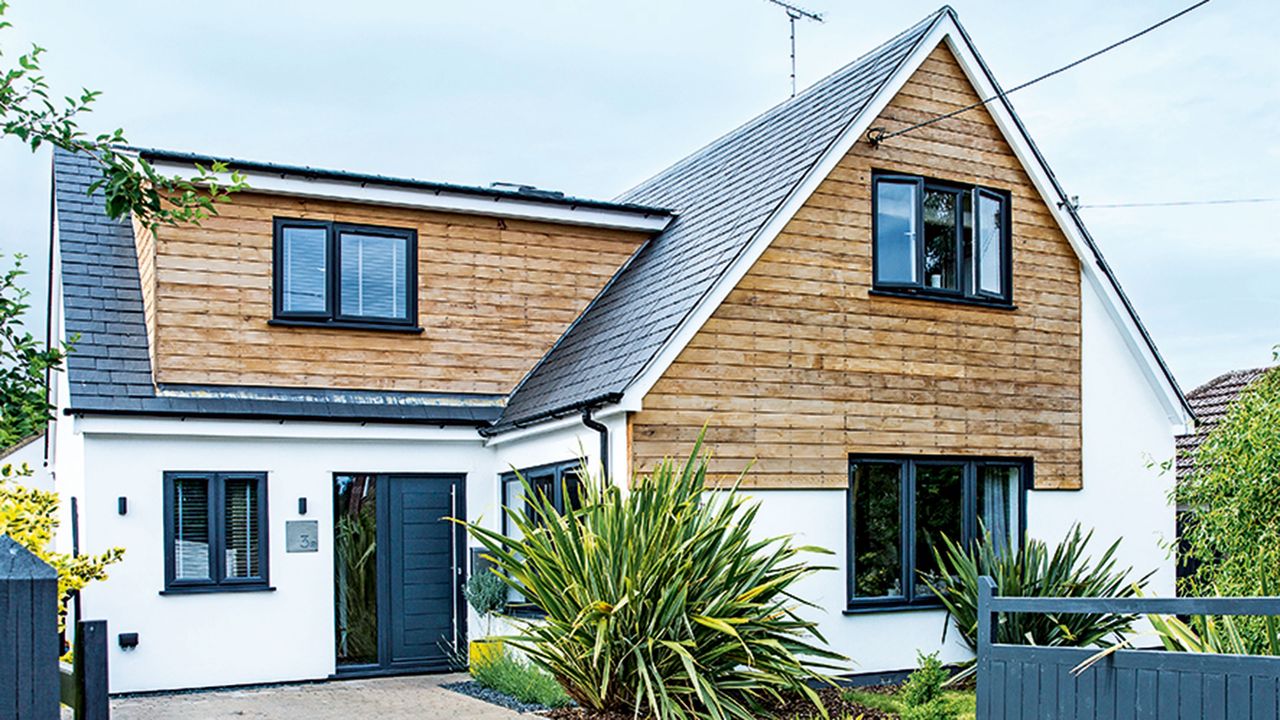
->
[1174,365,1274,584]
[1175,366,1273,482]
[1,432,52,491]
[46,6,1194,693]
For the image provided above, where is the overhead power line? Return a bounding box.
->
[866,0,1214,146]
[1078,197,1280,210]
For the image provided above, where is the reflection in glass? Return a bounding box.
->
[875,181,919,284]
[923,190,958,290]
[978,193,1005,296]
[915,464,963,596]
[335,474,378,666]
[851,463,902,598]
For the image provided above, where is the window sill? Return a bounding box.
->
[160,584,276,596]
[268,318,424,334]
[843,601,946,615]
[868,288,1016,311]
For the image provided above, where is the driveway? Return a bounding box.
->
[91,674,523,720]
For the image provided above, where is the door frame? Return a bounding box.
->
[332,472,467,678]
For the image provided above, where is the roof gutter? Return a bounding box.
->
[478,392,625,438]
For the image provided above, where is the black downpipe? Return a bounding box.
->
[581,407,609,483]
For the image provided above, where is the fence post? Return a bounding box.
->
[976,575,996,720]
[72,619,109,720]
[0,534,61,720]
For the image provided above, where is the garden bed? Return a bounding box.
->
[446,679,975,719]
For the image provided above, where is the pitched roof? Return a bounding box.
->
[488,8,949,431]
[1175,366,1273,479]
[52,149,503,426]
[493,5,1195,432]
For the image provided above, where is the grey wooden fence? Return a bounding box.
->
[977,576,1280,719]
[1,534,60,720]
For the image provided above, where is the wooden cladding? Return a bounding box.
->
[631,44,1083,490]
[142,196,648,394]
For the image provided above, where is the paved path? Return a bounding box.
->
[95,674,524,720]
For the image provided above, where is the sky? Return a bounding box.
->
[0,0,1275,391]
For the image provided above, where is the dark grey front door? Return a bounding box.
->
[334,473,465,675]
[386,475,463,669]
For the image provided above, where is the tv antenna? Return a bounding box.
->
[764,0,824,98]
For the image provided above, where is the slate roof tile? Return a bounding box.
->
[489,9,947,431]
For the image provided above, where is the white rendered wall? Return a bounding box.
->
[74,419,494,693]
[732,277,1181,674]
[1025,275,1180,598]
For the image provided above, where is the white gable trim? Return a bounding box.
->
[620,15,1192,428]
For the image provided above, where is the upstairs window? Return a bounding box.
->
[273,218,417,328]
[847,457,1026,610]
[872,173,1012,305]
[164,472,270,593]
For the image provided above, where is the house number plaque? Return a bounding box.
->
[285,520,319,553]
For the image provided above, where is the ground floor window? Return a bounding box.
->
[847,456,1027,610]
[499,460,581,610]
[499,460,583,539]
[163,472,269,593]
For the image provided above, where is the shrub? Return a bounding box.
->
[471,648,574,709]
[1178,362,1280,653]
[461,434,845,719]
[923,524,1149,650]
[902,698,959,720]
[900,651,947,708]
[464,568,508,638]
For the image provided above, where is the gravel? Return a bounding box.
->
[442,680,565,714]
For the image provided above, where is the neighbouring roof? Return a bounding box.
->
[488,9,947,432]
[493,5,1194,432]
[52,149,503,426]
[1175,366,1273,480]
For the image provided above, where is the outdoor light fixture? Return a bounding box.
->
[298,497,307,515]
[118,633,139,650]
[117,497,127,516]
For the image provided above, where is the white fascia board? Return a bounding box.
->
[620,17,1191,429]
[76,415,485,443]
[482,402,631,447]
[147,160,672,234]
[621,20,952,409]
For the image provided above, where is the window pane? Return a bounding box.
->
[874,181,918,284]
[977,193,1005,296]
[334,474,378,666]
[850,462,902,599]
[340,232,409,320]
[173,478,211,581]
[281,226,328,314]
[978,465,1020,553]
[224,477,261,579]
[923,190,959,290]
[914,464,963,596]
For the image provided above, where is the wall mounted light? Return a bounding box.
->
[298,497,308,516]
[117,497,128,516]
[118,632,139,650]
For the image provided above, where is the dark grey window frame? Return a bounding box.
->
[845,455,1029,613]
[162,471,271,595]
[271,217,420,331]
[499,459,583,539]
[499,459,582,616]
[870,171,1014,308]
